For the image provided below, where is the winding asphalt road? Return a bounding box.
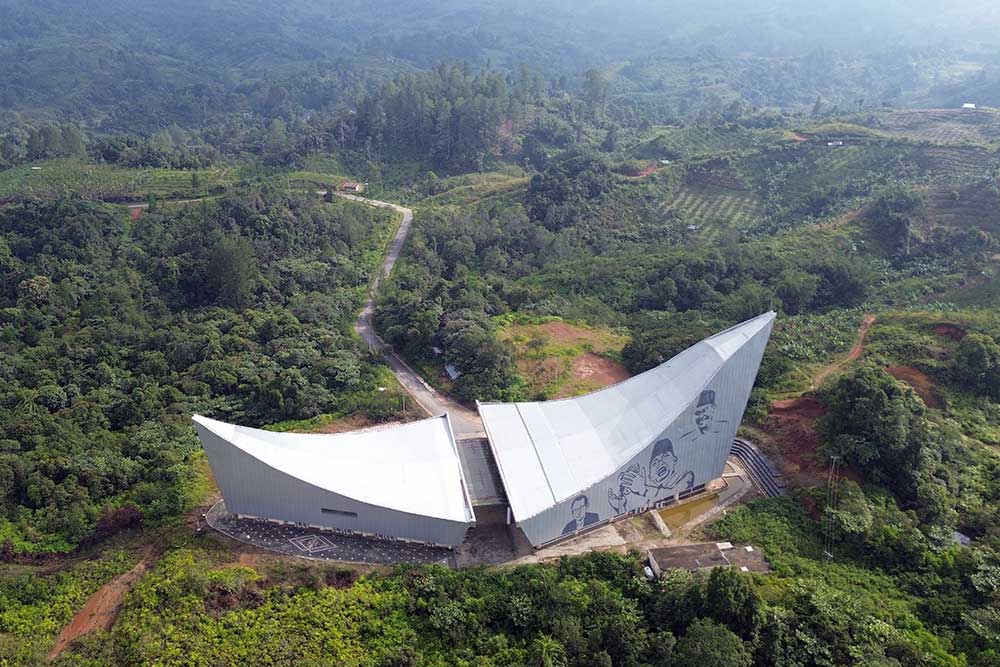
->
[338,193,486,438]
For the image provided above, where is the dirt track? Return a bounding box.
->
[809,314,876,390]
[766,314,877,483]
[47,549,156,661]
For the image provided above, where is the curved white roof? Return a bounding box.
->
[192,414,475,523]
[479,312,776,521]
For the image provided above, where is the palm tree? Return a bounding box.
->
[530,635,567,667]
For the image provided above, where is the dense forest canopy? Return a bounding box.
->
[0,191,407,552]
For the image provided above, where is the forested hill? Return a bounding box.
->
[0,190,413,552]
[4,0,1000,130]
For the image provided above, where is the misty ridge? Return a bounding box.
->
[4,0,1000,132]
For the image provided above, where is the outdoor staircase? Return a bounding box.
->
[729,437,786,498]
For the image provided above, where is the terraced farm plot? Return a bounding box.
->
[922,182,1000,234]
[805,143,912,187]
[633,125,780,160]
[867,108,1000,145]
[658,183,766,237]
[912,145,1000,183]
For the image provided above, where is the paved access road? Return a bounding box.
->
[341,193,486,438]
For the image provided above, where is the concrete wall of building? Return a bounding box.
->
[194,424,473,547]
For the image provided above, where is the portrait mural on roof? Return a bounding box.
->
[518,314,776,547]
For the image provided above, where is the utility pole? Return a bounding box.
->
[823,455,840,559]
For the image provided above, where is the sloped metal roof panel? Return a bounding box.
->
[192,414,475,524]
[480,312,777,521]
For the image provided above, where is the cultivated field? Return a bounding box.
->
[922,181,1000,234]
[864,108,1000,145]
[632,125,781,160]
[421,169,531,207]
[911,145,1000,183]
[0,159,233,201]
[657,182,766,238]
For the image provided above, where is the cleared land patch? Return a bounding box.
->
[921,181,1000,234]
[632,125,780,160]
[913,145,1000,183]
[886,366,940,409]
[500,319,630,399]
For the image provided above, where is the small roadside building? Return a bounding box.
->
[338,181,364,192]
[647,542,771,575]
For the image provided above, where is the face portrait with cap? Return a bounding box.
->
[694,389,717,435]
[679,388,729,451]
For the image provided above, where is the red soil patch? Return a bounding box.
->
[128,206,143,221]
[48,549,156,661]
[771,395,827,417]
[817,205,864,229]
[766,397,862,484]
[932,323,966,341]
[526,321,622,350]
[565,353,630,389]
[887,366,941,408]
[759,315,878,485]
[618,163,659,178]
[810,314,876,390]
[789,131,810,142]
[238,552,270,570]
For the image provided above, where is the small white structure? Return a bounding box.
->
[445,363,462,380]
[827,140,844,147]
[963,103,977,110]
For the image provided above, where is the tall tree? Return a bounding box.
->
[206,236,258,309]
